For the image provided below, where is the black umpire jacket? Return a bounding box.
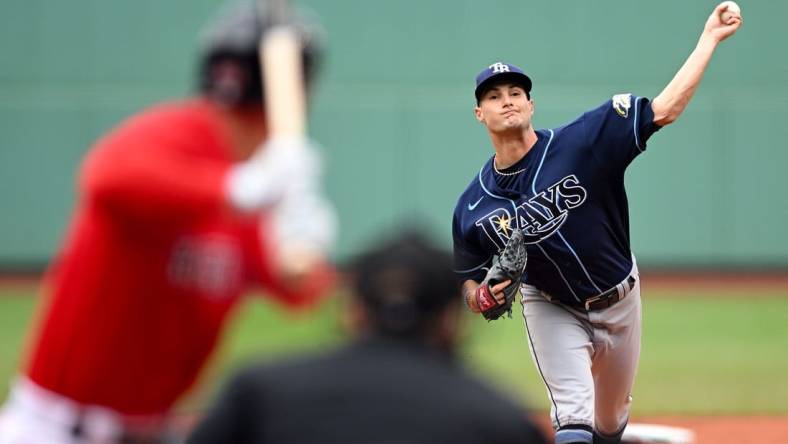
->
[187,336,547,444]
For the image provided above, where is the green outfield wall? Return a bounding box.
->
[1,0,785,267]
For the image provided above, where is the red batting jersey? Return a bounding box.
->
[24,99,332,417]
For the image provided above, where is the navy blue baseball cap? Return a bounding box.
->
[474,62,532,102]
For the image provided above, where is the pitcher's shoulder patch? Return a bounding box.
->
[612,93,632,118]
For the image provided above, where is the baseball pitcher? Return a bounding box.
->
[452,3,742,444]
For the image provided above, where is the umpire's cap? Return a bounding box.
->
[350,230,461,337]
[474,62,532,103]
[197,0,323,107]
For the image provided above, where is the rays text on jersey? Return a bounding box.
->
[474,175,587,250]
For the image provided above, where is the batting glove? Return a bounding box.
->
[226,136,322,212]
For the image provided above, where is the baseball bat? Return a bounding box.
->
[259,0,306,138]
[258,0,319,274]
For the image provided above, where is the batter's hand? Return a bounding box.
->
[270,188,337,272]
[703,2,742,44]
[226,136,321,212]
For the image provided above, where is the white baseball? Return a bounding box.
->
[720,1,741,23]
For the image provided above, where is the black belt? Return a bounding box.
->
[580,275,637,311]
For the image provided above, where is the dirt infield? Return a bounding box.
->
[174,414,788,442]
[534,415,788,444]
[636,416,788,444]
[3,271,788,292]
[174,414,788,443]
[643,272,788,294]
[5,267,782,293]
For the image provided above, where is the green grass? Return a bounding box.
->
[636,295,788,414]
[0,289,41,389]
[462,292,788,415]
[2,284,787,415]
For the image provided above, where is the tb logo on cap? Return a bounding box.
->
[489,62,510,74]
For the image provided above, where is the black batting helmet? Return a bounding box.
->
[197,0,323,107]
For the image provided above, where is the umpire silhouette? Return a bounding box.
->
[188,230,548,444]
